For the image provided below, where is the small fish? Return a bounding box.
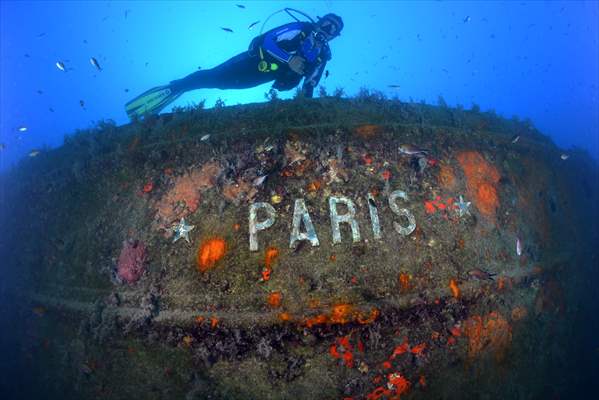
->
[17,126,28,132]
[221,27,234,33]
[37,32,46,38]
[463,15,471,23]
[55,61,66,71]
[29,149,41,157]
[398,144,428,156]
[388,84,401,88]
[32,306,46,316]
[90,57,102,71]
[200,134,210,141]
[236,4,245,8]
[49,107,54,112]
[325,70,330,79]
[560,153,569,160]
[510,134,520,144]
[125,9,130,18]
[248,21,260,30]
[37,89,43,94]
[368,198,376,208]
[468,268,496,281]
[145,61,149,67]
[24,53,30,58]
[0,143,6,151]
[124,88,129,92]
[79,100,85,108]
[253,175,267,187]
[516,237,522,256]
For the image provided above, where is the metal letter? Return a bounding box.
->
[249,202,276,251]
[389,190,416,236]
[329,196,361,244]
[367,193,382,240]
[289,199,320,249]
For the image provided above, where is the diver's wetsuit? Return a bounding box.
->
[169,22,331,98]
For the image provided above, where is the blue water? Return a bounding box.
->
[0,0,598,168]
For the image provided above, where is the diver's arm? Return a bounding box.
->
[302,60,327,98]
[262,22,306,63]
[302,44,331,97]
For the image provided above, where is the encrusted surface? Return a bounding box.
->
[1,96,597,399]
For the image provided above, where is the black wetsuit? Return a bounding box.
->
[169,22,331,98]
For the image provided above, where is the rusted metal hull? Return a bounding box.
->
[1,98,597,399]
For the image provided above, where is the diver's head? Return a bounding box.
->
[314,13,343,42]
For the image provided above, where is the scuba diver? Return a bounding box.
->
[125,11,344,120]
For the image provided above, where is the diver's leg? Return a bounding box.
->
[126,52,273,118]
[170,52,272,92]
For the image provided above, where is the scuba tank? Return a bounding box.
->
[250,8,315,73]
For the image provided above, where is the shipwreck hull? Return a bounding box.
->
[1,97,597,399]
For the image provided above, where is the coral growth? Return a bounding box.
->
[329,335,358,368]
[117,239,147,284]
[354,124,382,140]
[325,159,349,184]
[330,304,354,324]
[424,196,455,215]
[398,272,411,292]
[267,291,282,308]
[307,179,322,192]
[303,304,379,327]
[284,140,307,165]
[197,237,227,273]
[511,306,528,321]
[388,372,411,395]
[365,373,411,400]
[261,247,279,281]
[142,181,154,193]
[457,151,500,221]
[449,279,460,298]
[464,311,512,362]
[153,161,222,232]
[222,178,257,204]
[438,164,456,190]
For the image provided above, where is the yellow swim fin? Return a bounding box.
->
[125,85,182,120]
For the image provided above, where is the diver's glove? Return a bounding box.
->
[288,56,306,75]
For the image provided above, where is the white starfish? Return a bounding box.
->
[172,218,195,243]
[455,195,472,217]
